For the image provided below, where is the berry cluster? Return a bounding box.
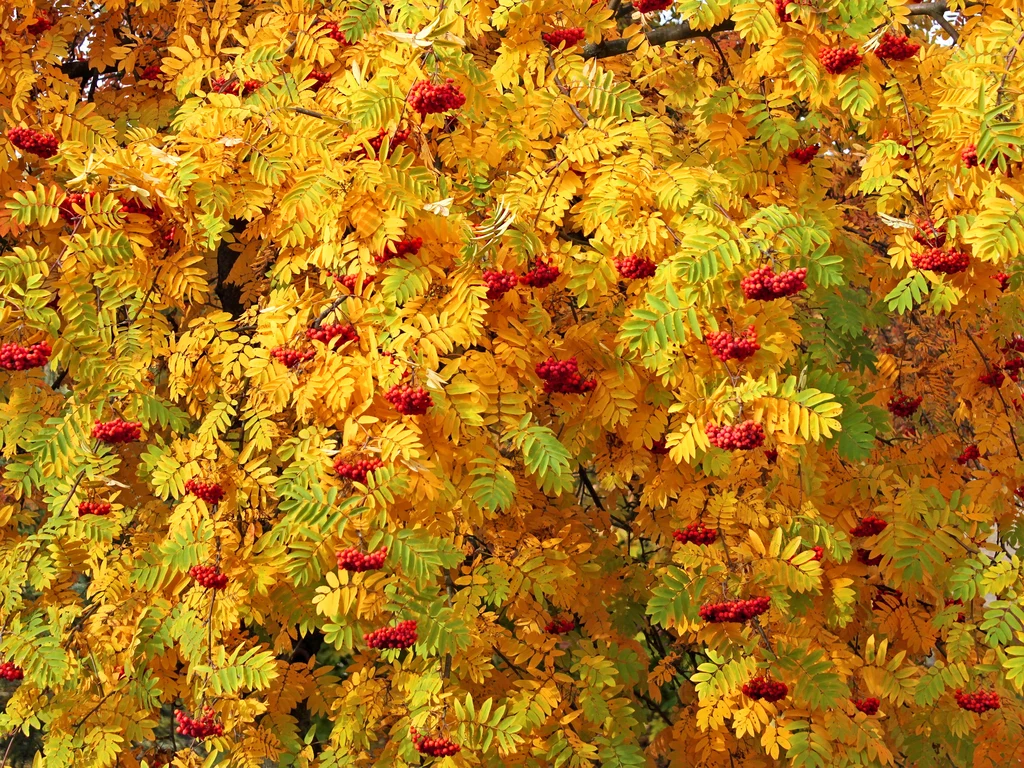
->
[377,236,423,263]
[59,192,94,223]
[210,76,239,94]
[945,597,966,622]
[850,515,888,537]
[994,272,1011,292]
[335,272,376,291]
[741,266,807,300]
[954,689,1000,713]
[364,126,410,158]
[852,697,880,715]
[979,370,1005,388]
[615,255,658,280]
[960,144,999,170]
[742,676,788,702]
[184,479,224,504]
[483,269,519,300]
[1003,356,1024,380]
[27,13,54,35]
[912,218,947,247]
[321,20,350,45]
[307,70,332,91]
[634,0,673,11]
[0,662,24,681]
[545,618,576,634]
[957,444,980,465]
[242,80,263,95]
[408,79,466,115]
[140,64,164,81]
[520,262,560,288]
[788,144,819,164]
[175,708,224,740]
[385,383,433,415]
[699,597,770,623]
[365,620,417,649]
[819,45,863,75]
[856,548,883,566]
[1006,335,1024,354]
[271,347,315,368]
[649,438,670,455]
[672,521,718,545]
[809,546,824,561]
[118,196,163,221]
[887,392,921,417]
[765,448,778,463]
[189,565,229,590]
[306,323,358,348]
[0,341,51,370]
[912,247,970,274]
[92,419,142,444]
[333,457,384,484]
[78,500,111,516]
[775,0,791,22]
[8,127,59,158]
[706,420,765,450]
[337,547,388,572]
[543,28,586,48]
[706,325,760,361]
[874,32,920,61]
[536,357,597,395]
[410,728,461,757]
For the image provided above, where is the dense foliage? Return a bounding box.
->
[1,0,1023,766]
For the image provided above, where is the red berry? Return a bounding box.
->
[377,236,422,264]
[337,546,388,572]
[765,448,778,463]
[0,662,24,681]
[184,479,224,504]
[364,619,418,649]
[271,346,315,368]
[242,79,263,95]
[775,0,791,22]
[307,69,332,91]
[175,707,224,740]
[91,419,142,444]
[706,420,765,451]
[741,266,807,300]
[385,383,433,415]
[954,689,1000,713]
[140,64,164,81]
[912,218,947,247]
[536,357,596,395]
[853,697,880,715]
[850,515,888,537]
[788,144,819,164]
[634,0,673,11]
[699,597,770,623]
[58,192,98,223]
[648,438,670,455]
[78,500,112,516]
[874,32,920,61]
[957,444,980,465]
[333,457,384,484]
[360,126,411,158]
[945,598,966,623]
[408,79,466,116]
[614,255,658,280]
[26,13,54,35]
[886,392,921,417]
[912,247,969,274]
[706,325,760,362]
[520,261,561,288]
[320,20,350,45]
[672,521,718,545]
[306,323,358,348]
[993,272,1011,292]
[544,617,576,634]
[118,196,163,221]
[819,45,863,75]
[979,370,1005,388]
[542,28,586,48]
[189,564,229,590]
[209,76,239,95]
[960,144,997,170]
[411,729,461,757]
[7,127,60,159]
[742,675,788,703]
[334,272,377,291]
[0,341,51,371]
[483,269,519,300]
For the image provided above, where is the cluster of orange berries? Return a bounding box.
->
[887,392,921,417]
[334,272,376,291]
[385,383,433,415]
[957,445,980,464]
[483,269,519,300]
[912,219,946,247]
[321,20,350,44]
[615,255,658,280]
[853,697,880,715]
[307,70,332,91]
[185,479,224,504]
[699,596,770,623]
[92,419,142,444]
[634,0,673,11]
[788,144,819,163]
[271,347,315,368]
[7,127,60,158]
[408,79,466,115]
[960,144,993,170]
[741,266,807,300]
[410,728,461,757]
[706,420,765,450]
[365,620,417,649]
[520,261,560,288]
[850,515,888,537]
[742,676,788,702]
[545,618,576,634]
[189,565,228,590]
[912,247,969,274]
[333,457,384,484]
[59,192,95,223]
[336,547,388,572]
[979,370,1005,388]
[78,500,111,516]
[377,236,423,263]
[364,126,410,158]
[175,708,223,740]
[672,521,718,545]
[819,45,863,74]
[954,689,1000,713]
[0,341,51,370]
[875,32,920,61]
[542,28,586,48]
[706,325,760,361]
[118,196,162,221]
[536,357,596,395]
[0,662,24,681]
[306,323,358,348]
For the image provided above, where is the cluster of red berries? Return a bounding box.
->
[536,357,597,394]
[857,548,883,566]
[788,144,819,164]
[957,444,980,464]
[365,620,417,649]
[614,255,658,280]
[672,521,718,545]
[335,273,376,291]
[912,247,970,274]
[775,0,791,22]
[7,127,60,158]
[271,347,315,368]
[306,323,358,348]
[874,32,920,61]
[377,236,423,263]
[954,689,1000,713]
[92,419,142,444]
[960,144,993,169]
[808,546,824,561]
[140,64,164,81]
[994,272,1011,292]
[912,219,947,247]
[852,697,880,715]
[649,438,670,455]
[59,192,94,223]
[819,45,863,75]
[520,262,560,288]
[1003,356,1024,380]
[184,479,224,504]
[333,457,384,484]
[634,0,673,11]
[210,77,240,94]
[1005,335,1024,354]
[118,196,162,221]
[483,269,519,300]
[850,515,888,537]
[0,341,51,370]
[410,728,461,757]
[886,392,921,417]
[699,597,770,623]
[26,13,54,35]
[742,676,788,702]
[321,20,350,45]
[945,597,966,622]
[741,266,807,300]
[307,70,332,91]
[979,370,1005,388]
[189,564,229,590]
[385,383,433,414]
[408,79,466,115]
[175,708,224,740]
[0,662,24,681]
[364,126,410,157]
[337,547,388,572]
[706,420,765,450]
[78,500,111,516]
[545,618,576,634]
[706,326,760,361]
[242,80,263,95]
[542,28,586,48]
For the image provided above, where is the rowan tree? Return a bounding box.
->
[1,1,1023,767]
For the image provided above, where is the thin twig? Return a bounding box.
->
[547,52,589,128]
